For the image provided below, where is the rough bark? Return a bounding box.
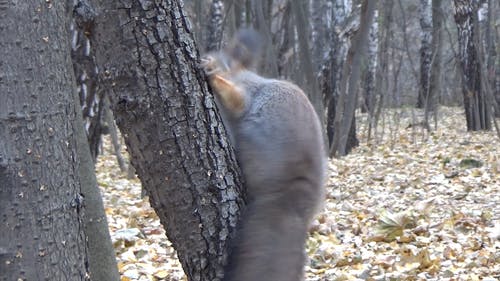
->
[453,0,491,130]
[0,1,89,280]
[92,1,244,281]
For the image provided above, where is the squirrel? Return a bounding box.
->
[201,29,326,281]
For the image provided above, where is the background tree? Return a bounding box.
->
[417,0,433,111]
[453,0,491,131]
[320,0,356,152]
[428,0,444,123]
[206,0,224,52]
[92,1,244,280]
[0,1,90,279]
[362,9,379,115]
[70,0,106,162]
[330,0,376,156]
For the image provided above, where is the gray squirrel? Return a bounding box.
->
[201,29,326,281]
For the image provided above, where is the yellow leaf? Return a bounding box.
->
[154,270,169,279]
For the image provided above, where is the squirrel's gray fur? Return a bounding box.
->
[202,29,326,281]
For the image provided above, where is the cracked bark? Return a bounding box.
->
[92,1,244,280]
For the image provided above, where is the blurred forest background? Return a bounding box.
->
[76,0,500,160]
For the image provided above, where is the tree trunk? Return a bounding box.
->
[73,77,121,281]
[92,1,245,281]
[206,0,225,52]
[70,0,105,162]
[417,0,433,110]
[368,0,392,141]
[291,0,323,120]
[251,0,279,77]
[453,0,491,131]
[429,0,443,112]
[311,0,331,71]
[363,9,379,114]
[330,0,376,157]
[0,1,89,279]
[483,0,500,118]
[322,0,354,150]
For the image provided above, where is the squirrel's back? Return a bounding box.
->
[202,29,325,281]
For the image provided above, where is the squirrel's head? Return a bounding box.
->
[201,29,263,74]
[225,29,262,70]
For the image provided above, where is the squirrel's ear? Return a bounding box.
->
[226,29,263,69]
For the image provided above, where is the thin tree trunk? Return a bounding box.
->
[291,0,323,120]
[70,0,105,162]
[323,0,352,150]
[368,0,392,142]
[103,95,127,173]
[363,9,379,114]
[428,0,444,121]
[417,0,433,110]
[330,0,376,157]
[0,1,89,279]
[73,83,121,281]
[92,1,245,280]
[311,0,331,71]
[206,0,225,52]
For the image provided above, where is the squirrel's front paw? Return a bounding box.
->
[200,55,220,76]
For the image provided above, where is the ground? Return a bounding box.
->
[96,107,500,281]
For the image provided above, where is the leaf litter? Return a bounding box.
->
[96,107,499,281]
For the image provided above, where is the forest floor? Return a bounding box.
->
[96,106,500,281]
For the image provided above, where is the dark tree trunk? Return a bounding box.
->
[368,0,393,141]
[206,0,225,52]
[453,0,491,131]
[276,1,293,76]
[330,0,376,157]
[69,3,121,279]
[362,9,378,114]
[428,0,443,111]
[322,0,356,152]
[417,0,433,110]
[72,78,120,281]
[0,1,89,279]
[291,0,323,120]
[483,0,500,118]
[70,0,105,162]
[92,1,245,281]
[311,0,331,71]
